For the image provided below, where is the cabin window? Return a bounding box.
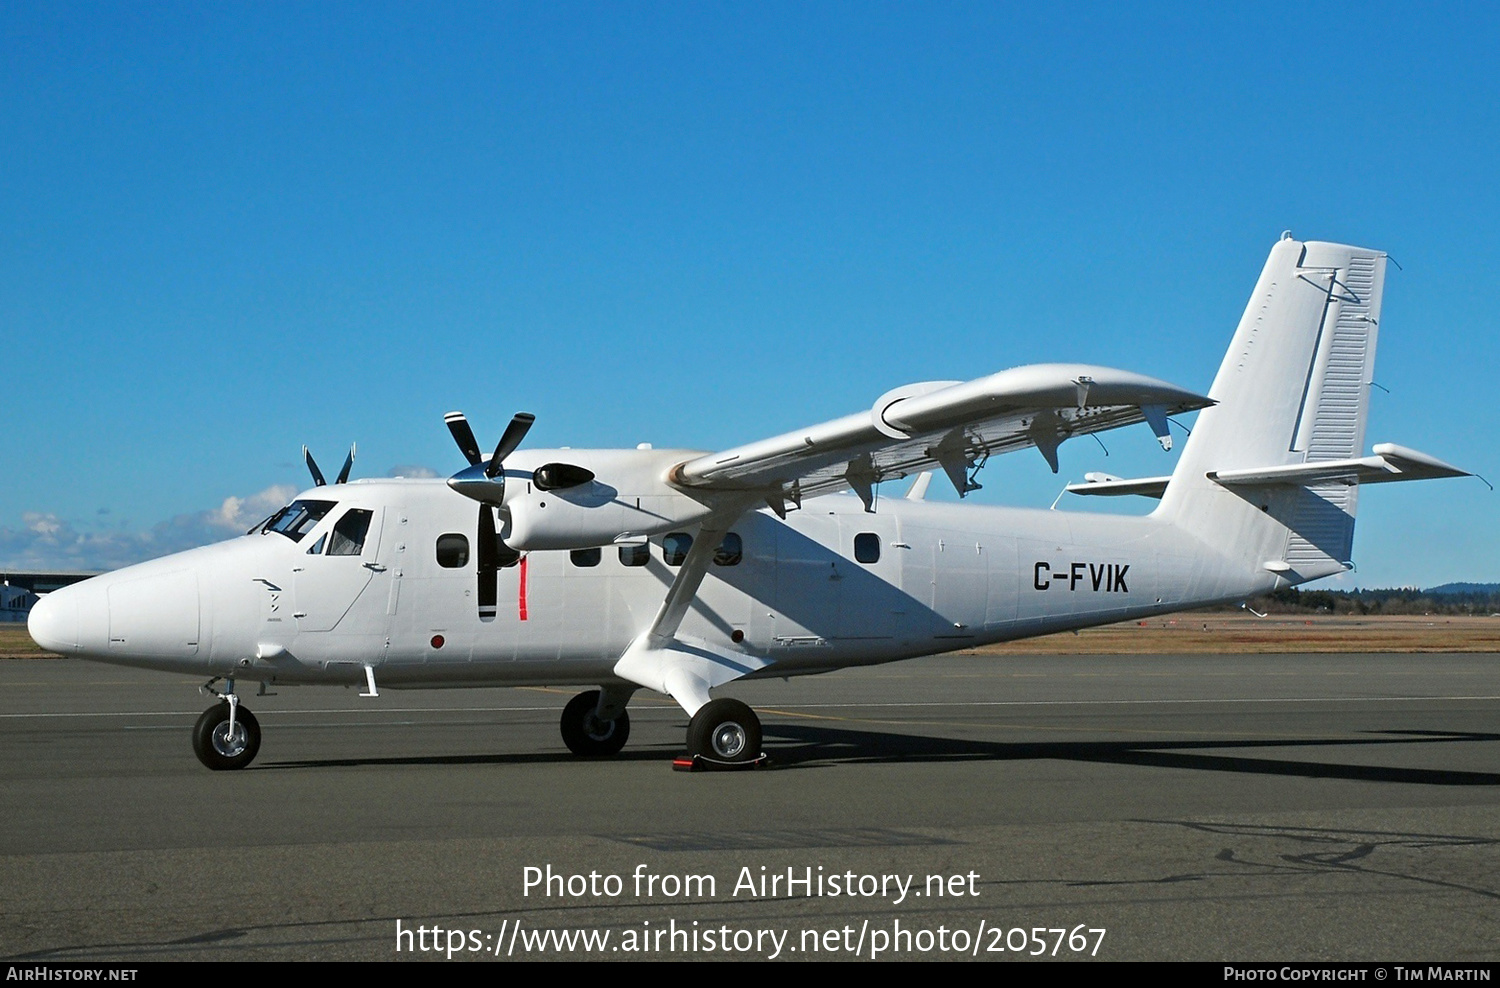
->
[618,543,650,567]
[570,547,601,567]
[663,532,693,566]
[714,532,743,566]
[436,534,469,568]
[265,499,335,542]
[328,509,373,556]
[854,532,880,564]
[306,534,327,555]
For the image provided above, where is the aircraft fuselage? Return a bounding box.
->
[34,477,1264,690]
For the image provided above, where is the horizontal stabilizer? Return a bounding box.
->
[1069,444,1467,499]
[1208,443,1469,488]
[1066,472,1171,498]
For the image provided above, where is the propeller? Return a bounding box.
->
[303,444,356,487]
[445,411,535,503]
[444,411,536,621]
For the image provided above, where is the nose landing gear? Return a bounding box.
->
[193,679,262,770]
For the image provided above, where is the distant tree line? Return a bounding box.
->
[1219,585,1500,616]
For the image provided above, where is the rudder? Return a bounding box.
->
[1157,235,1388,585]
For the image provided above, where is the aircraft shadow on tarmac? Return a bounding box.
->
[259,725,1500,785]
[760,724,1500,785]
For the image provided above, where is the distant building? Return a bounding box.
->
[0,572,99,623]
[1,583,39,623]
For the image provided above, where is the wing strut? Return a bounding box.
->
[643,516,732,650]
[613,501,772,716]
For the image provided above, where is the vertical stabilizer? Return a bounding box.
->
[1157,235,1387,586]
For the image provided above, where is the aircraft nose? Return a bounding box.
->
[28,569,203,663]
[28,584,82,654]
[104,569,204,660]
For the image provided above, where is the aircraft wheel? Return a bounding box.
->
[560,690,631,756]
[192,704,261,771]
[686,698,761,762]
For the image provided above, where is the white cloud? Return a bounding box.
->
[26,515,61,536]
[0,485,299,572]
[205,485,298,532]
[385,464,439,479]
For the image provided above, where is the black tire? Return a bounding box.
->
[192,704,261,771]
[559,690,631,756]
[686,698,761,762]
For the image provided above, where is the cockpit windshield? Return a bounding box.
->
[262,499,336,542]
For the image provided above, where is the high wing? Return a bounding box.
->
[622,362,1212,714]
[670,363,1212,510]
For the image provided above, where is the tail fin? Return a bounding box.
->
[1157,235,1387,584]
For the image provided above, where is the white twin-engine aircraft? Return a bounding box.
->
[28,236,1470,770]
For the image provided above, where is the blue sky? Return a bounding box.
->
[2,1,1495,587]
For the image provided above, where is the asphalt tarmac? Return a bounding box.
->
[3,652,1500,962]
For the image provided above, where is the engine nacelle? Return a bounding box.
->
[496,448,716,552]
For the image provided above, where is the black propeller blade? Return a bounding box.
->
[487,413,536,479]
[336,444,356,485]
[303,446,326,487]
[444,412,483,467]
[476,504,498,621]
[304,444,357,487]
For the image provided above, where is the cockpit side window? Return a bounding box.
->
[248,512,279,535]
[327,509,373,556]
[265,500,336,542]
[259,506,290,534]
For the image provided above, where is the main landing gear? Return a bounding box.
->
[559,689,631,756]
[559,688,766,769]
[192,679,261,771]
[675,698,766,770]
[686,698,762,763]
